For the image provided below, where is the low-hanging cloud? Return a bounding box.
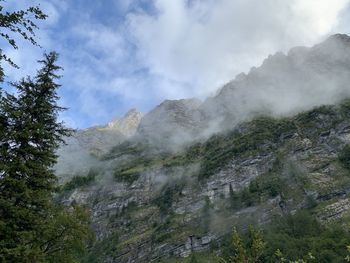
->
[2,0,350,128]
[127,0,350,98]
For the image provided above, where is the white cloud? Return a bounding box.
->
[126,0,350,98]
[2,0,350,128]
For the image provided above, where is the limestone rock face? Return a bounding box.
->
[133,34,350,145]
[107,108,144,137]
[137,98,202,146]
[200,34,350,132]
[55,35,350,262]
[59,101,350,262]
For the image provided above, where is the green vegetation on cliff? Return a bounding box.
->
[69,99,350,262]
[161,211,350,263]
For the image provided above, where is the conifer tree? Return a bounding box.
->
[0,53,92,262]
[0,3,92,261]
[0,0,47,72]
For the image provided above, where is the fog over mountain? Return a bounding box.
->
[54,33,350,262]
[5,1,350,128]
[56,34,350,174]
[55,109,143,179]
[135,34,350,145]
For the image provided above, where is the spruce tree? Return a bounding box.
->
[0,53,92,262]
[0,0,47,70]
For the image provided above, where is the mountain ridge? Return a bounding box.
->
[56,34,350,262]
[60,99,350,262]
[60,33,350,150]
[130,33,350,146]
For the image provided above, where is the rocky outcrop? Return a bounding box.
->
[318,198,350,222]
[107,108,144,137]
[137,98,202,146]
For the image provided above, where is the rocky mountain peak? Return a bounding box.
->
[200,33,350,132]
[125,34,350,146]
[158,98,202,109]
[124,108,139,118]
[324,33,350,45]
[136,98,202,145]
[107,108,144,137]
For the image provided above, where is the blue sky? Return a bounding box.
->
[2,0,350,128]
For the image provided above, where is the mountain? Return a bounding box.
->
[56,34,350,262]
[107,108,144,136]
[134,34,350,146]
[137,98,202,146]
[54,109,143,181]
[200,33,350,128]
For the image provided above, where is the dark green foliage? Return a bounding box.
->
[248,173,283,198]
[81,231,119,263]
[0,52,69,261]
[199,196,212,234]
[339,99,350,116]
[263,211,350,262]
[219,226,266,263]
[104,141,151,160]
[217,211,350,263]
[111,148,190,184]
[155,187,175,216]
[114,166,141,184]
[62,169,98,191]
[305,195,318,209]
[119,201,138,216]
[229,184,240,209]
[0,53,93,262]
[154,181,185,216]
[157,186,175,215]
[40,204,94,263]
[339,145,350,170]
[151,216,175,243]
[197,117,297,180]
[231,172,285,209]
[189,254,199,263]
[0,0,47,70]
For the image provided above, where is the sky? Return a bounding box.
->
[2,0,350,128]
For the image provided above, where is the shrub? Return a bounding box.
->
[113,166,142,185]
[339,145,350,170]
[62,169,98,191]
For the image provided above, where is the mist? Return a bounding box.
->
[131,34,350,148]
[4,1,350,128]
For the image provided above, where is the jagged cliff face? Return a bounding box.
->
[131,34,350,146]
[107,109,144,137]
[60,102,350,262]
[56,34,350,262]
[137,99,202,146]
[201,34,350,123]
